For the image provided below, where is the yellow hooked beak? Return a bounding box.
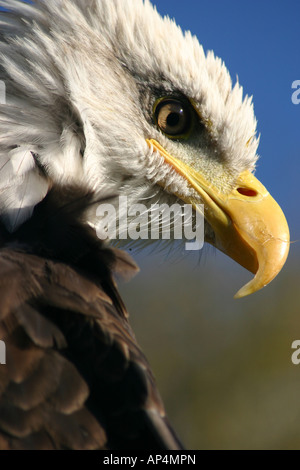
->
[147,139,290,298]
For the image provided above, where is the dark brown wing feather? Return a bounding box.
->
[0,186,183,450]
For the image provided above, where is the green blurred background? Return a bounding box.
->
[120,245,300,450]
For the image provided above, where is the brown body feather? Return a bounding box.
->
[0,187,183,450]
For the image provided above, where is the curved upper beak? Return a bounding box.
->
[147,139,290,298]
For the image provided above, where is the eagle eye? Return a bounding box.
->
[153,98,194,139]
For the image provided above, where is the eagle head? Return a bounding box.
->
[0,0,289,297]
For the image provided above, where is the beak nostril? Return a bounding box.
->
[237,187,258,197]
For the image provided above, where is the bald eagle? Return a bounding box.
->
[0,0,289,450]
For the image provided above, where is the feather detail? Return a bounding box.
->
[0,188,183,448]
[0,147,48,232]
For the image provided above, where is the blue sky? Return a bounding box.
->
[153,0,300,243]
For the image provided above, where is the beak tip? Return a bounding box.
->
[234,283,258,300]
[234,236,290,300]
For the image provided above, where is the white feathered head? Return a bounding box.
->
[0,0,289,297]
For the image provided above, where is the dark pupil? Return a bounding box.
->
[167,112,180,128]
[156,99,191,137]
